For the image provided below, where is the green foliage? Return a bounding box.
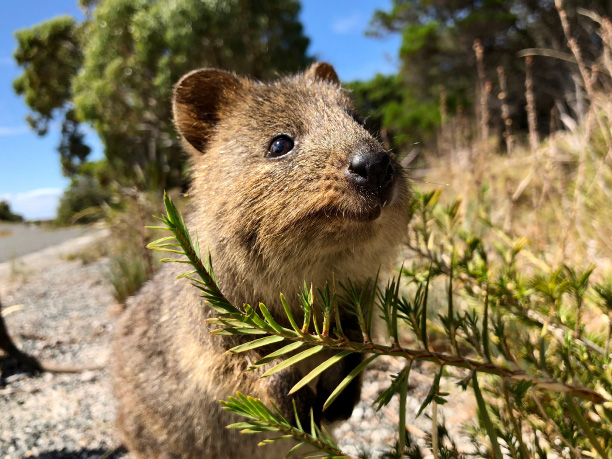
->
[108,254,150,303]
[55,173,112,225]
[14,0,311,190]
[368,0,612,143]
[0,201,24,222]
[346,75,404,148]
[103,188,169,303]
[347,74,440,152]
[399,21,439,56]
[13,16,82,134]
[374,365,410,411]
[222,393,345,458]
[58,109,92,176]
[151,191,612,458]
[13,16,91,176]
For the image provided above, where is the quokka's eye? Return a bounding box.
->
[267,135,294,158]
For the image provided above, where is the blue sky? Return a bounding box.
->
[0,0,400,220]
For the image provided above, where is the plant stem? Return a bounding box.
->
[398,365,409,455]
[502,382,530,458]
[531,389,583,458]
[565,395,607,459]
[215,317,607,404]
[405,241,605,355]
[472,372,504,459]
[432,401,439,459]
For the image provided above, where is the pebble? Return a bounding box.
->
[80,371,97,383]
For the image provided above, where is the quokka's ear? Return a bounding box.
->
[304,62,340,85]
[173,68,243,153]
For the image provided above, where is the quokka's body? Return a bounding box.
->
[112,63,410,458]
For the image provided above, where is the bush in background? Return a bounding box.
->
[55,174,112,226]
[0,201,24,222]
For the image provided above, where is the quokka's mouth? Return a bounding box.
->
[306,179,401,224]
[313,203,383,222]
[348,205,382,221]
[348,184,398,222]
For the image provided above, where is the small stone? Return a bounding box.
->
[80,370,96,383]
[5,373,26,384]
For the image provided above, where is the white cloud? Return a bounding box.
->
[331,12,364,35]
[0,188,64,221]
[0,125,30,136]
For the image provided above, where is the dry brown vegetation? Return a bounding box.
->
[426,6,612,278]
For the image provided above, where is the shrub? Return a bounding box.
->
[151,193,612,458]
[0,201,24,222]
[55,175,112,225]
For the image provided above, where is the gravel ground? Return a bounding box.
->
[0,229,124,459]
[0,231,474,459]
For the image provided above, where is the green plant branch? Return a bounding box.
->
[565,394,607,459]
[221,393,350,458]
[216,310,606,403]
[530,389,583,458]
[501,382,531,459]
[472,372,504,459]
[156,193,609,405]
[405,239,605,356]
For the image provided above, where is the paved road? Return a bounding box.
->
[0,223,89,263]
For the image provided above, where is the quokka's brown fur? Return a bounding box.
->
[112,62,410,458]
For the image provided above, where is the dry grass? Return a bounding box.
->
[63,239,109,265]
[102,188,186,303]
[426,6,612,280]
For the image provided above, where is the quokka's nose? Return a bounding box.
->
[347,151,394,191]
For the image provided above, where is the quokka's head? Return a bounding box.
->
[173,62,409,268]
